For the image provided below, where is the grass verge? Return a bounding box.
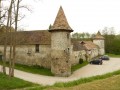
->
[24,69,120,90]
[54,69,120,87]
[0,72,36,90]
[15,63,54,76]
[0,61,53,76]
[1,68,120,90]
[107,53,120,58]
[71,61,88,72]
[0,61,88,76]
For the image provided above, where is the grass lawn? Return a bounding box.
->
[15,64,54,76]
[0,61,53,76]
[71,61,88,72]
[0,62,120,90]
[53,70,120,87]
[0,72,37,90]
[0,61,88,76]
[107,53,120,58]
[46,75,120,90]
[1,69,119,90]
[25,69,120,90]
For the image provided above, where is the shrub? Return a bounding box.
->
[79,58,83,64]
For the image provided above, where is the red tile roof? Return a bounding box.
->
[50,6,73,32]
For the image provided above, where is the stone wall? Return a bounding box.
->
[70,50,86,65]
[51,31,71,77]
[0,45,51,68]
[71,48,99,65]
[0,39,102,72]
[90,48,99,59]
[98,48,105,55]
[93,40,105,55]
[51,32,70,50]
[51,50,71,77]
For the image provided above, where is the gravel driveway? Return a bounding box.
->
[0,58,120,86]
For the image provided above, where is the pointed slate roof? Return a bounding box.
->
[49,6,73,32]
[93,31,104,40]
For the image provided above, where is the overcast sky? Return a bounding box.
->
[19,0,120,34]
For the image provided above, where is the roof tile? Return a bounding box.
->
[50,6,73,32]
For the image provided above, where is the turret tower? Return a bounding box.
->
[93,31,105,55]
[49,6,73,77]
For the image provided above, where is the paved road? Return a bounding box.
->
[0,58,120,86]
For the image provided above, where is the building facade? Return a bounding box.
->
[0,6,105,77]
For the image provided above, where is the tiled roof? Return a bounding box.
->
[71,39,99,51]
[93,31,104,40]
[0,30,51,45]
[72,40,86,51]
[81,41,99,50]
[50,6,73,32]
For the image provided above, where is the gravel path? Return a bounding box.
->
[0,58,120,86]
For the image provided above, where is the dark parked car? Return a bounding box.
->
[99,55,109,60]
[89,59,102,65]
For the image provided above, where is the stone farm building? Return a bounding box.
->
[0,6,105,77]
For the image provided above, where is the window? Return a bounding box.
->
[27,49,32,56]
[35,44,39,52]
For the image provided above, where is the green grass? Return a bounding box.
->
[1,65,120,90]
[107,53,120,58]
[24,69,120,90]
[15,64,54,76]
[0,61,53,76]
[0,72,36,90]
[71,61,88,72]
[1,58,120,90]
[54,69,120,87]
[47,75,120,90]
[0,61,88,76]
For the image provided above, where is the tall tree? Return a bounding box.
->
[11,0,31,77]
[8,0,14,77]
[11,0,20,77]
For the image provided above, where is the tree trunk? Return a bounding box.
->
[9,7,13,77]
[0,0,6,74]
[11,0,20,77]
[6,0,13,76]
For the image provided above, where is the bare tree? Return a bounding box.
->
[1,0,37,76]
[10,0,20,77]
[8,0,15,77]
[11,0,31,77]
